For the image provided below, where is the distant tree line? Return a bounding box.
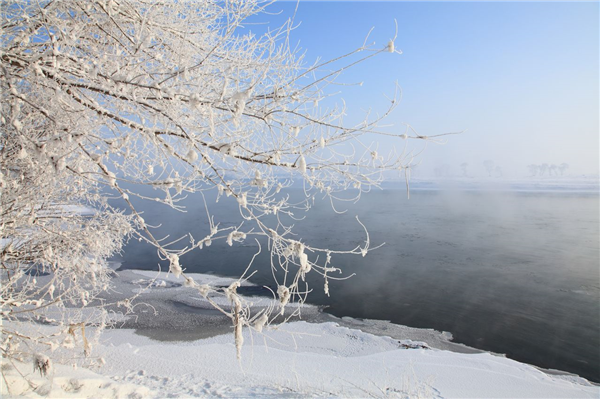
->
[431,161,571,179]
[527,163,569,177]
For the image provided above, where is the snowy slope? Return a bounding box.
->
[2,270,598,398]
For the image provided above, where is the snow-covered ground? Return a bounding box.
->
[2,270,598,398]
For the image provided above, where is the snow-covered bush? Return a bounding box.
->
[1,0,432,370]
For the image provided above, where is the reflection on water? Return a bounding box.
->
[118,187,600,383]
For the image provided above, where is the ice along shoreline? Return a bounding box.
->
[112,268,597,387]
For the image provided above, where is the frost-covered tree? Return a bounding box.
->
[460,162,468,177]
[483,160,494,177]
[494,165,502,178]
[527,164,539,177]
[1,0,435,367]
[558,163,569,176]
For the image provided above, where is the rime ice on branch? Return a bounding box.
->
[1,0,439,363]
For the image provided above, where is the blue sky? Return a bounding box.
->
[253,1,599,178]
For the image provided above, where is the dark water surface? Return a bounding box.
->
[117,187,600,382]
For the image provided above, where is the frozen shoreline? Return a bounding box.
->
[116,270,599,380]
[111,269,481,355]
[3,268,598,398]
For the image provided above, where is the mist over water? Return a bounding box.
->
[117,184,600,383]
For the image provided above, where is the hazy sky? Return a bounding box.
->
[255,1,599,178]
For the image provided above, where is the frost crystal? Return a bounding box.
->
[168,254,182,278]
[225,281,241,305]
[106,171,116,187]
[277,285,290,315]
[273,151,281,164]
[297,155,306,173]
[34,354,52,376]
[48,284,55,299]
[299,252,310,273]
[189,93,201,107]
[253,313,268,333]
[184,277,195,287]
[227,231,246,246]
[232,90,250,120]
[252,170,266,187]
[185,147,198,163]
[237,192,247,208]
[197,284,210,298]
[387,39,395,53]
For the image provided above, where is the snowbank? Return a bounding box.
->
[2,270,598,398]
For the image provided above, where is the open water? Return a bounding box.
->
[117,182,600,383]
